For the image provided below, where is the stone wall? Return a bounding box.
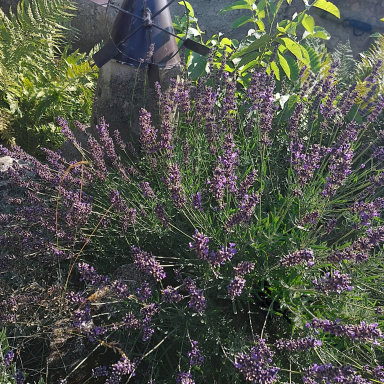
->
[1,0,383,56]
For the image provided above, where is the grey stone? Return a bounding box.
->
[90,60,181,147]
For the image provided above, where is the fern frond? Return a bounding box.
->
[331,40,357,90]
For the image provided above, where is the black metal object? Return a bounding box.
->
[342,18,373,36]
[93,0,209,76]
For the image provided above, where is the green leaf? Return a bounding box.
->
[219,1,252,14]
[178,0,194,17]
[302,26,331,40]
[270,61,280,80]
[278,52,290,79]
[231,34,272,58]
[301,14,314,34]
[370,32,382,38]
[236,50,261,68]
[285,55,300,81]
[286,0,293,3]
[301,44,321,72]
[256,20,265,31]
[281,37,306,63]
[231,15,254,29]
[256,0,267,13]
[188,51,207,79]
[312,0,340,18]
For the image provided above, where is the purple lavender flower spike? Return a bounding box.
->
[166,163,186,209]
[189,230,210,262]
[131,246,166,281]
[307,318,384,343]
[15,370,25,384]
[139,108,158,153]
[191,191,203,212]
[227,276,246,299]
[234,338,279,384]
[313,271,353,295]
[176,372,195,384]
[3,350,14,366]
[154,203,169,228]
[275,337,321,352]
[187,340,204,367]
[106,357,136,384]
[303,364,370,384]
[233,261,255,277]
[92,366,109,378]
[95,117,118,163]
[280,249,314,267]
[161,286,183,303]
[136,281,152,302]
[77,262,109,285]
[184,278,207,314]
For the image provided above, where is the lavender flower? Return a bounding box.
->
[234,338,279,384]
[87,136,108,180]
[225,192,260,231]
[322,144,353,197]
[237,170,258,200]
[139,109,158,153]
[77,262,109,285]
[136,281,151,302]
[123,312,140,330]
[3,350,14,366]
[95,117,118,163]
[72,306,92,328]
[140,182,157,199]
[131,246,166,281]
[210,243,237,268]
[15,370,25,384]
[350,200,380,226]
[106,357,136,384]
[187,340,204,367]
[176,372,195,384]
[184,278,207,315]
[154,203,169,228]
[303,364,370,384]
[191,191,203,212]
[307,318,384,343]
[313,271,353,295]
[189,230,210,262]
[275,337,321,352]
[290,141,327,188]
[65,291,86,304]
[233,261,255,277]
[161,286,183,303]
[113,130,126,151]
[280,249,314,267]
[166,163,186,209]
[227,276,246,299]
[92,366,109,378]
[327,226,384,263]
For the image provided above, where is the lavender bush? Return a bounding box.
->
[1,54,384,383]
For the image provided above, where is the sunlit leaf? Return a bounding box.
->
[302,14,314,34]
[231,15,254,29]
[312,0,340,18]
[270,61,280,80]
[278,52,290,79]
[219,1,252,14]
[178,0,194,17]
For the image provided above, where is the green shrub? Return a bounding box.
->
[1,55,384,383]
[0,0,97,156]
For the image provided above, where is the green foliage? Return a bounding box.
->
[2,56,384,382]
[0,0,97,156]
[173,0,338,86]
